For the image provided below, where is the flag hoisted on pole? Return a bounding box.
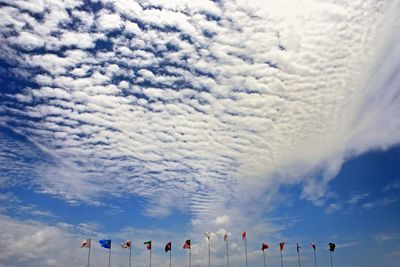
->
[205,232,211,267]
[80,238,91,267]
[242,232,248,267]
[311,243,318,267]
[224,233,229,267]
[99,239,112,267]
[279,242,285,267]
[165,242,172,267]
[328,243,336,267]
[261,243,269,267]
[121,240,132,267]
[144,241,152,267]
[296,242,301,267]
[183,239,191,267]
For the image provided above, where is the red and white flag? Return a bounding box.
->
[121,240,132,249]
[81,239,91,248]
[262,243,269,251]
[242,232,247,240]
[279,242,285,251]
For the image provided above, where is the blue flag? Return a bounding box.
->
[99,239,111,249]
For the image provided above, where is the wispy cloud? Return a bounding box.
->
[362,197,400,209]
[0,0,400,237]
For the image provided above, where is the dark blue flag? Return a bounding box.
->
[99,239,111,249]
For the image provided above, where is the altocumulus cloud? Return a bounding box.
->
[1,0,400,227]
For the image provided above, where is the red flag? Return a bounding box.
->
[144,241,151,250]
[262,243,269,251]
[279,242,285,251]
[242,232,247,240]
[165,242,171,252]
[311,243,316,250]
[183,240,191,249]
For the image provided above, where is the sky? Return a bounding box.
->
[1,0,400,267]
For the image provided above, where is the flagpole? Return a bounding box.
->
[244,238,248,267]
[313,249,317,267]
[129,246,132,267]
[226,238,230,267]
[189,247,191,267]
[87,243,91,267]
[208,238,211,267]
[280,249,283,267]
[297,249,301,267]
[329,251,334,267]
[108,247,111,267]
[263,250,266,267]
[150,248,152,267]
[170,249,172,267]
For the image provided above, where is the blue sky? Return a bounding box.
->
[1,0,400,267]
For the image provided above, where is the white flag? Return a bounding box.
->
[121,240,132,249]
[80,239,91,248]
[204,232,211,240]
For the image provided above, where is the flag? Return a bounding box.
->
[205,232,211,240]
[144,241,151,250]
[262,243,269,251]
[165,242,171,252]
[279,242,285,251]
[81,239,91,248]
[99,239,111,249]
[183,240,191,249]
[329,242,336,252]
[224,233,228,241]
[242,232,246,240]
[311,242,316,250]
[296,242,301,253]
[121,240,132,249]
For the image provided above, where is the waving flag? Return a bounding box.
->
[165,242,171,252]
[224,233,228,241]
[183,239,191,249]
[99,239,111,249]
[329,242,336,252]
[144,241,151,250]
[296,242,301,253]
[242,232,247,240]
[311,242,316,250]
[121,240,132,249]
[262,243,269,251]
[81,239,91,248]
[279,242,285,251]
[205,232,211,240]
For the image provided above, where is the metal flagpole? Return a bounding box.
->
[280,249,283,267]
[150,248,152,267]
[87,243,91,267]
[170,248,172,267]
[329,251,334,267]
[208,238,211,267]
[129,246,132,267]
[108,247,111,267]
[189,246,191,267]
[226,238,230,267]
[313,249,317,267]
[244,238,248,267]
[263,249,266,267]
[297,249,301,267]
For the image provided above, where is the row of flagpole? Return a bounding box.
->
[81,233,337,267]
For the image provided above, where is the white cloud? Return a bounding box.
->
[1,0,400,246]
[97,12,124,31]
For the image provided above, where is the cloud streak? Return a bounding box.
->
[1,0,400,232]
